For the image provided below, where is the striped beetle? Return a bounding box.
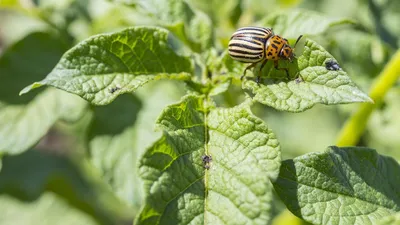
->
[228,26,303,83]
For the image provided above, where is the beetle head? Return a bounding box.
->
[280,35,303,62]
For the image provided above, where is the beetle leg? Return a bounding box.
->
[241,62,258,80]
[257,59,268,84]
[274,61,290,80]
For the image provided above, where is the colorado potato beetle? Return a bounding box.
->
[228,26,303,83]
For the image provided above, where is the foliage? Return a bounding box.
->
[1,0,400,224]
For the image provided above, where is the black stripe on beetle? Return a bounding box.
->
[273,40,281,44]
[228,48,261,55]
[228,26,303,83]
[228,43,263,51]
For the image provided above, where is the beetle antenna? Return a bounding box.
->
[293,35,303,49]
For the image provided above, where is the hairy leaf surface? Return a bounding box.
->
[137,95,281,225]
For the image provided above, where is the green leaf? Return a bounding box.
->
[258,9,354,39]
[0,88,87,155]
[0,150,133,225]
[185,78,232,97]
[212,50,247,79]
[242,39,372,112]
[274,146,400,225]
[186,0,242,27]
[137,95,281,224]
[132,0,214,52]
[379,212,400,225]
[20,27,194,105]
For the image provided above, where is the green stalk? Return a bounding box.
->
[336,49,400,146]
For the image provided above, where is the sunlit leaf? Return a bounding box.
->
[137,95,281,224]
[20,27,194,105]
[243,39,372,112]
[274,146,400,225]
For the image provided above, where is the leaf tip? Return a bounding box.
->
[19,82,44,95]
[361,94,374,104]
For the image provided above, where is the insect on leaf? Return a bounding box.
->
[243,39,373,112]
[137,95,281,225]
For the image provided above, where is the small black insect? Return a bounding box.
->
[109,86,121,94]
[325,60,341,71]
[201,155,212,169]
[202,155,212,163]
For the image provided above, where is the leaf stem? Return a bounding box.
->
[336,49,400,146]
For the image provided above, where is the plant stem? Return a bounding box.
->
[336,49,400,146]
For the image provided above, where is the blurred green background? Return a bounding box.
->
[0,0,399,224]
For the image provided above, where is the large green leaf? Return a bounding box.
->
[20,27,194,105]
[379,212,400,225]
[137,95,281,224]
[258,9,354,39]
[274,146,400,225]
[0,150,133,225]
[242,39,372,112]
